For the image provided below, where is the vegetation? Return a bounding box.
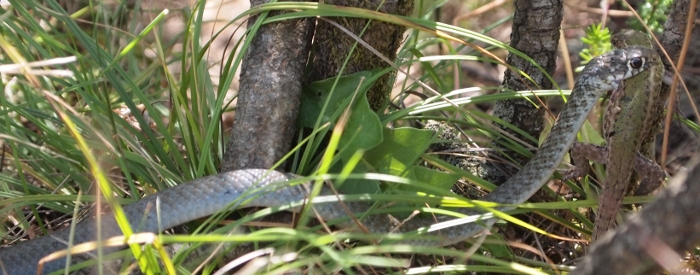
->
[0,0,693,274]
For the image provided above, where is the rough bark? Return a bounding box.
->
[664,4,700,172]
[222,0,315,172]
[656,0,695,69]
[654,0,698,133]
[307,0,413,111]
[467,0,564,185]
[652,0,700,172]
[571,158,700,275]
[637,0,699,192]
[214,0,316,267]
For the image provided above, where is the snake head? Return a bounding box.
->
[578,46,660,94]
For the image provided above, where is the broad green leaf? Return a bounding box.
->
[363,127,434,177]
[412,166,461,191]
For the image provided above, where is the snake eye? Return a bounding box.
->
[629,57,644,68]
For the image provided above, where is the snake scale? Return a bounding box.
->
[0,46,658,274]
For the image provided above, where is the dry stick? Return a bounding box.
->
[659,0,700,168]
[563,2,634,17]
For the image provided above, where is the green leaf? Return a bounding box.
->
[299,71,376,128]
[300,70,384,160]
[480,234,512,258]
[363,128,434,176]
[412,166,461,191]
[336,128,436,195]
[336,90,383,163]
[300,71,384,194]
[579,120,606,146]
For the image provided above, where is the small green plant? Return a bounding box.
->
[579,23,613,65]
[628,0,672,33]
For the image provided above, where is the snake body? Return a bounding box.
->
[0,46,657,274]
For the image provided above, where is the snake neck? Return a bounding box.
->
[482,78,607,205]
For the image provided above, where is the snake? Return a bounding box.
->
[0,46,657,274]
